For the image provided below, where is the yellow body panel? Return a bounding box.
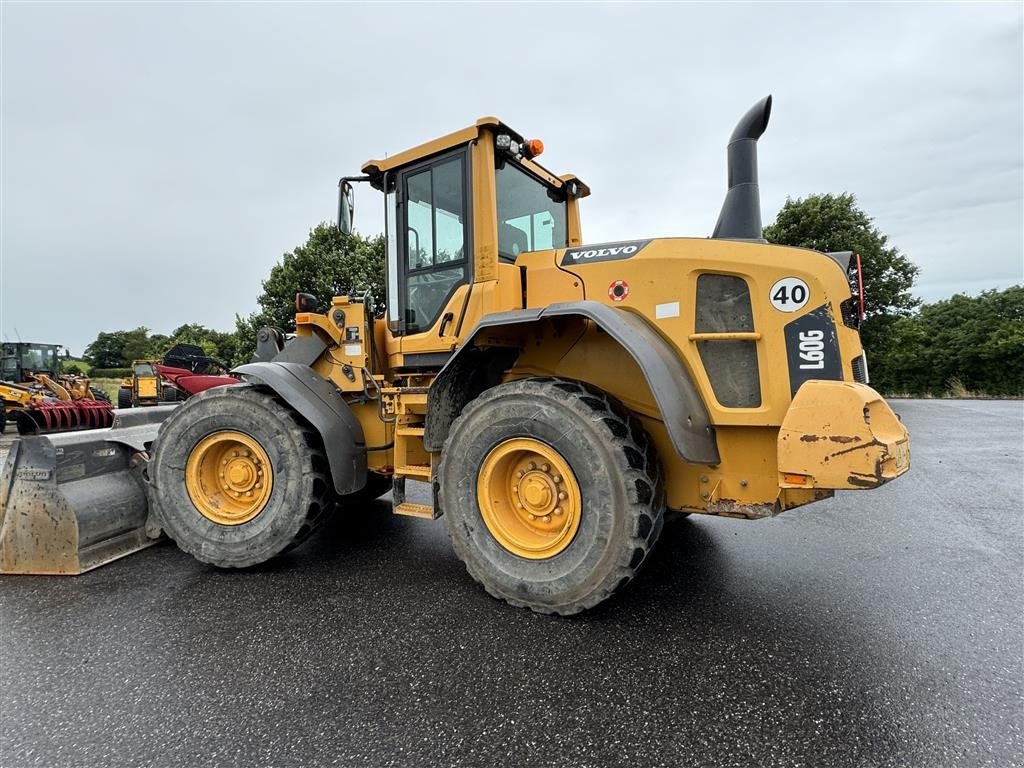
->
[550,237,862,425]
[137,378,159,399]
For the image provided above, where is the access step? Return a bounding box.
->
[395,464,431,479]
[394,502,438,519]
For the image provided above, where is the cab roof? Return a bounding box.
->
[361,117,589,197]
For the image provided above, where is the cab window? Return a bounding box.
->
[495,161,567,261]
[399,152,469,333]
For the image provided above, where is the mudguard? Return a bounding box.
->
[423,300,720,465]
[233,361,367,494]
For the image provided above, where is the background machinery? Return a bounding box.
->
[1,341,113,434]
[0,97,910,613]
[2,341,64,382]
[117,345,237,408]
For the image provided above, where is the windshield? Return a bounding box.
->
[22,345,58,372]
[495,162,567,261]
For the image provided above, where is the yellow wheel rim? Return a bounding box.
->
[185,430,273,526]
[477,438,582,559]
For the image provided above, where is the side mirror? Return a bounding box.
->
[338,179,355,235]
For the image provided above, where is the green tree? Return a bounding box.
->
[84,331,127,368]
[235,223,385,363]
[85,325,240,368]
[875,286,1024,396]
[120,327,154,363]
[764,193,920,389]
[84,327,154,366]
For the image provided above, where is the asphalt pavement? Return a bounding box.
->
[1,400,1022,768]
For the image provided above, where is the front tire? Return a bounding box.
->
[439,378,664,615]
[117,387,132,409]
[148,385,332,568]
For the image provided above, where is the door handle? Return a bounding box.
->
[438,312,454,337]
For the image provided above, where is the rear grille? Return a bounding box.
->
[851,353,869,383]
[840,297,861,329]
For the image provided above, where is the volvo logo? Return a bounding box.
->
[561,239,650,266]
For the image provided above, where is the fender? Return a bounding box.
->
[232,362,367,494]
[423,300,720,465]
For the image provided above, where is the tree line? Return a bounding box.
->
[83,324,241,372]
[80,195,1022,396]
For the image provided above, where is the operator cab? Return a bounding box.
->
[342,118,589,358]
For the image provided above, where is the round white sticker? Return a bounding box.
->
[769,277,810,312]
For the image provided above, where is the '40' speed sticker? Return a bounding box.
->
[769,277,810,312]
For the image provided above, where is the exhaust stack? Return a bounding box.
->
[712,95,773,240]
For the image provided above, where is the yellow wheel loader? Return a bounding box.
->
[0,97,911,614]
[118,361,164,408]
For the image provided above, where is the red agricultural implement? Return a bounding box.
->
[1,376,115,436]
[154,363,237,397]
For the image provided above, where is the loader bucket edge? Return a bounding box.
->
[0,406,177,575]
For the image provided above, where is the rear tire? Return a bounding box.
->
[91,388,111,405]
[117,387,132,409]
[148,385,333,568]
[439,377,664,615]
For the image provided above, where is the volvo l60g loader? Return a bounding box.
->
[0,97,910,614]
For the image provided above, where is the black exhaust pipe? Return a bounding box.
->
[711,95,772,240]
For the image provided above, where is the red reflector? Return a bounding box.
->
[855,253,865,321]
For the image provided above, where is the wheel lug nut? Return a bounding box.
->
[554,507,563,515]
[221,459,228,466]
[527,462,536,470]
[553,475,562,484]
[516,503,523,509]
[542,515,552,523]
[558,492,567,500]
[516,470,524,478]
[541,463,550,472]
[529,514,537,521]
[232,451,239,457]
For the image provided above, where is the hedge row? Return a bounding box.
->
[88,368,131,379]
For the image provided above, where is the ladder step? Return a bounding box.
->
[396,426,425,436]
[395,464,431,479]
[394,502,438,520]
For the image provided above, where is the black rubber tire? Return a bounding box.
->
[90,388,111,405]
[148,384,333,568]
[438,377,665,615]
[339,471,392,504]
[0,408,6,434]
[117,387,132,409]
[161,386,179,402]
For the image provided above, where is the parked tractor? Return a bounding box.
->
[0,97,911,614]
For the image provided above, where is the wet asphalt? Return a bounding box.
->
[0,400,1021,768]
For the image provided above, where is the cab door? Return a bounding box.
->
[388,147,472,365]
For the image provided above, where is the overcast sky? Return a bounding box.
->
[2,2,1021,356]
